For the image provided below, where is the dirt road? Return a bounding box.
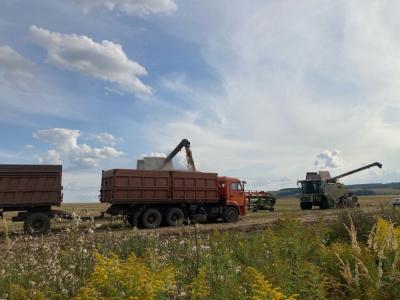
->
[1,195,398,239]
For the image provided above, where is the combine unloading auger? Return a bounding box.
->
[161,139,196,171]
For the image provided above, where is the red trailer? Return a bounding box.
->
[0,165,63,234]
[100,169,247,228]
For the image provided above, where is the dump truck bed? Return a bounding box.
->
[0,165,62,208]
[100,169,219,204]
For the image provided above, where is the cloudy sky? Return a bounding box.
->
[1,0,399,201]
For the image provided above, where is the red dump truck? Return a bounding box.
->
[100,169,247,228]
[0,165,63,234]
[0,139,247,233]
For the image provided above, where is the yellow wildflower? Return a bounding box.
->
[245,267,297,300]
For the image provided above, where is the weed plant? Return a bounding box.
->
[1,211,399,299]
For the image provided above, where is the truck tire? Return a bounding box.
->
[127,215,135,227]
[141,208,162,229]
[24,212,51,235]
[300,202,313,210]
[224,206,239,223]
[165,207,184,226]
[207,216,219,222]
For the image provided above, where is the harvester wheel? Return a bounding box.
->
[300,202,312,210]
[141,208,162,229]
[24,212,51,235]
[165,207,185,226]
[224,206,239,223]
[319,198,330,210]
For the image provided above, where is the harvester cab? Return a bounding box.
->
[298,162,382,210]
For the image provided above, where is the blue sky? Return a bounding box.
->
[1,0,399,201]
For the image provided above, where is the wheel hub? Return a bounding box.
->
[32,220,44,230]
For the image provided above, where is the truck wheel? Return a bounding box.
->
[141,208,162,229]
[24,212,51,235]
[224,206,239,223]
[127,215,135,227]
[165,207,184,226]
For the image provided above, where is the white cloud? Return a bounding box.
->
[34,128,123,169]
[246,176,291,192]
[0,45,34,89]
[314,150,343,169]
[30,25,151,95]
[24,144,35,150]
[62,171,102,202]
[142,1,400,189]
[37,149,62,165]
[160,73,193,95]
[92,132,119,146]
[73,0,177,16]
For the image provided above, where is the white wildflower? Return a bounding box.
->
[200,245,210,250]
[179,291,187,297]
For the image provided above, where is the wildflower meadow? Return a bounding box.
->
[1,211,400,299]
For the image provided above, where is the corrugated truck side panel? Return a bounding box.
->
[101,169,170,203]
[0,165,62,207]
[100,169,219,204]
[172,171,218,202]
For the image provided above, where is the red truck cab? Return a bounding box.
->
[218,176,247,216]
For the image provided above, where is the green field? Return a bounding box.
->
[1,197,400,299]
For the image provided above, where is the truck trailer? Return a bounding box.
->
[100,169,247,228]
[0,164,63,234]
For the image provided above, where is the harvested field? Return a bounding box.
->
[1,195,398,237]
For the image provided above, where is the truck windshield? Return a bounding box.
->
[301,181,321,194]
[231,182,243,191]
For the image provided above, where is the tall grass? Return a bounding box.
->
[1,212,399,299]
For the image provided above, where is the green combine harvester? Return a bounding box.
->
[298,162,382,210]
